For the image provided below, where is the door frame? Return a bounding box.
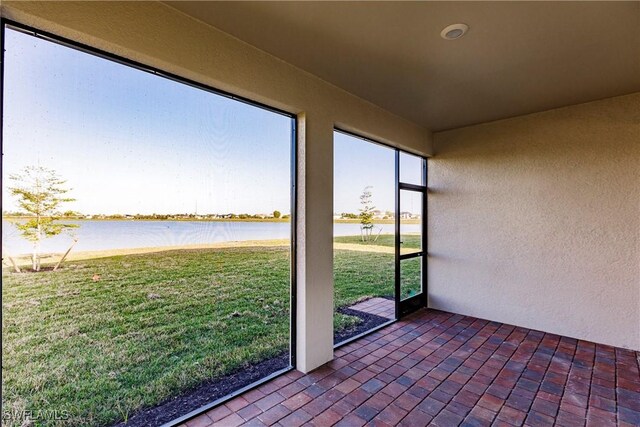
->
[334,129,427,321]
[395,152,428,318]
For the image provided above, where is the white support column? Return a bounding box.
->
[295,113,334,373]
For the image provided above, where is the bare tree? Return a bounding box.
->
[8,166,77,271]
[359,186,375,242]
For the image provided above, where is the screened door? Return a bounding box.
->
[395,152,427,318]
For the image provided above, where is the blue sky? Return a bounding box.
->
[2,29,292,215]
[334,132,424,215]
[334,132,395,214]
[2,28,421,216]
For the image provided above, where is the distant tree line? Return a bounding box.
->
[3,211,290,220]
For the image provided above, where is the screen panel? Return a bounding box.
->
[1,25,293,426]
[333,131,396,345]
[399,151,424,186]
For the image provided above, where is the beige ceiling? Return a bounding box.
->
[165,1,640,131]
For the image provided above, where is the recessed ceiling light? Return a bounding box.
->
[440,23,469,40]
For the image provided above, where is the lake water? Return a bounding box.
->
[2,220,419,255]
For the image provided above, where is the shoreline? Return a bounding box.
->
[1,239,408,267]
[2,216,419,224]
[3,239,291,266]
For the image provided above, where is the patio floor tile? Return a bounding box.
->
[179,309,639,426]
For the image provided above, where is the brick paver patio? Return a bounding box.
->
[348,297,395,320]
[181,309,640,427]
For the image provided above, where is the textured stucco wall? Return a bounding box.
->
[0,1,431,372]
[429,93,640,350]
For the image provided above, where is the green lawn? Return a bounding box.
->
[334,233,422,300]
[2,237,420,426]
